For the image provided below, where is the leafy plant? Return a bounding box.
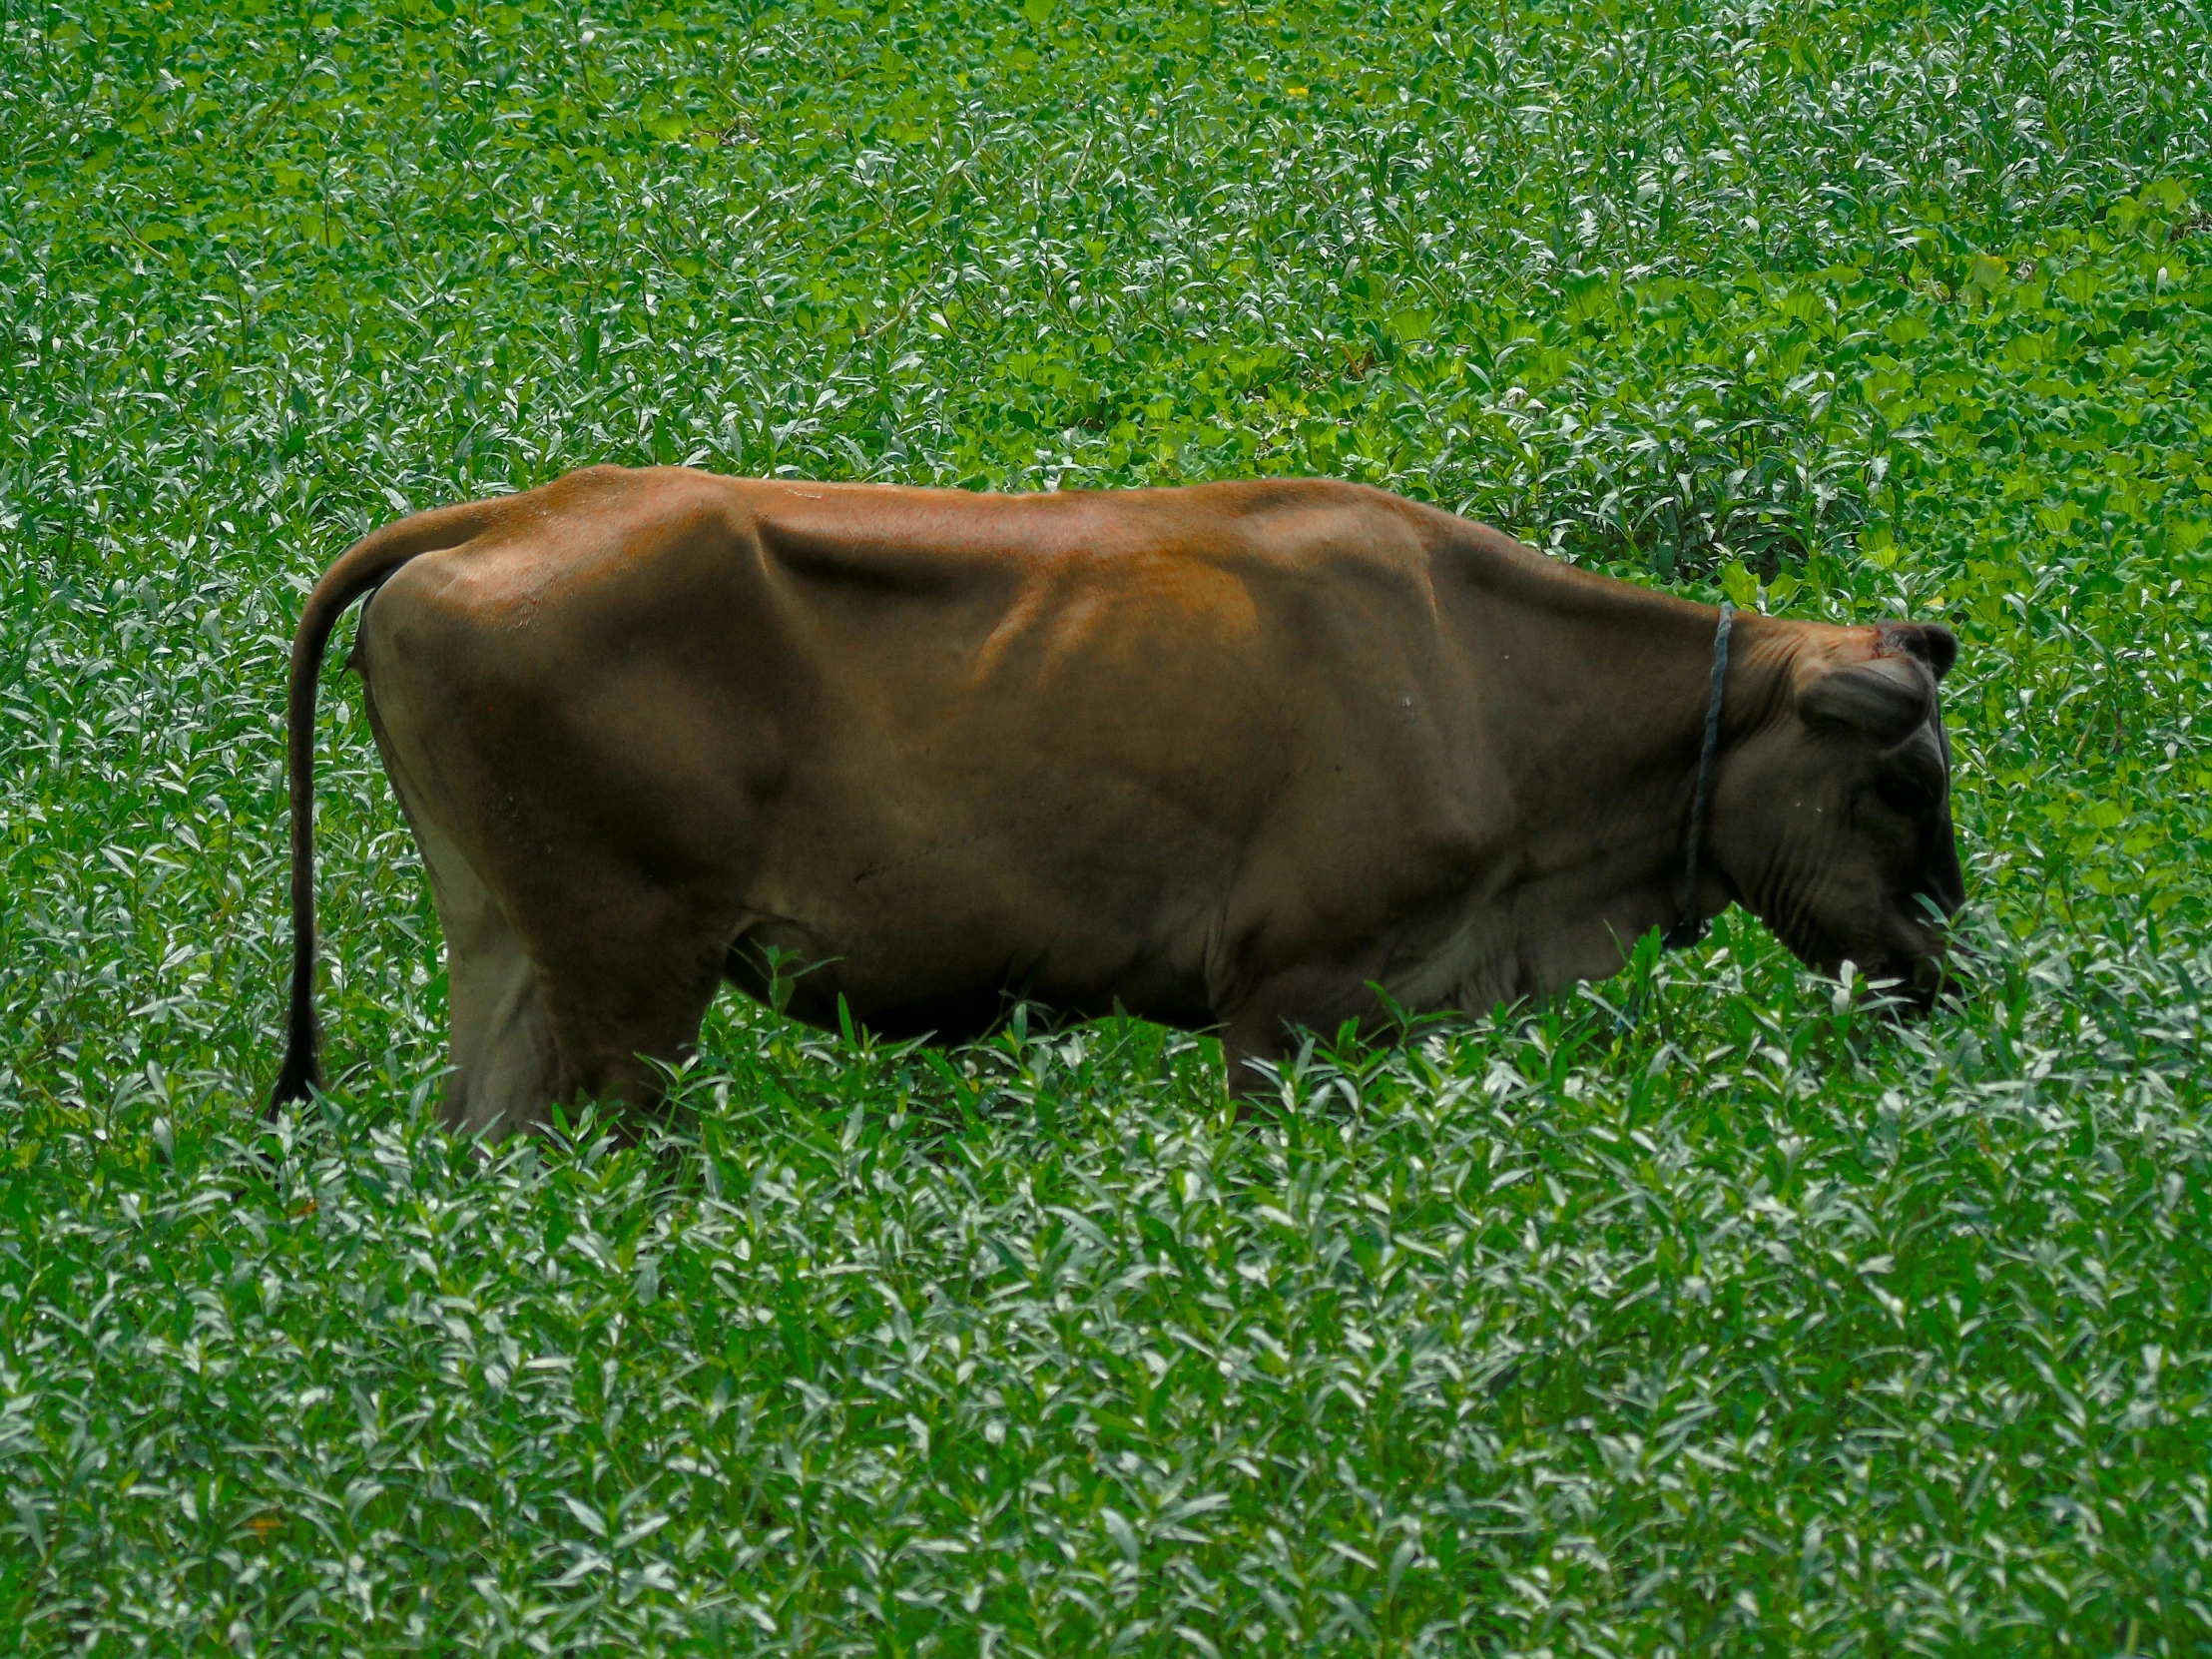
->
[2,0,2210,1652]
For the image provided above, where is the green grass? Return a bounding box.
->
[4,0,2212,1651]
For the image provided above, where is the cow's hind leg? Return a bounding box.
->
[412,815,565,1137]
[523,868,733,1132]
[416,816,727,1134]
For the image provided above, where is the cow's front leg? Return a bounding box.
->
[1217,960,1386,1104]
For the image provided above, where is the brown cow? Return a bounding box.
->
[271,467,1961,1132]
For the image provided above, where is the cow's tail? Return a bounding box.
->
[270,496,506,1114]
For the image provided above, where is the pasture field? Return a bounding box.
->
[4,0,2212,1651]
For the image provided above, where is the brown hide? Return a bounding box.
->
[271,467,1962,1131]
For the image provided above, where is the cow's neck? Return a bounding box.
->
[1441,551,1800,1006]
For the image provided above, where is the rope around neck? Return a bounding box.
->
[1664,601,1733,950]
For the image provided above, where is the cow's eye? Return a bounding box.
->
[1875,774,1934,816]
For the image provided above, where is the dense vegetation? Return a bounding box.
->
[3,0,2211,1651]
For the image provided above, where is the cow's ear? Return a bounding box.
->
[1799,654,1932,745]
[1878,621,1957,681]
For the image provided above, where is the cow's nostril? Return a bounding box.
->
[1858,954,1945,1016]
[1903,954,1950,1012]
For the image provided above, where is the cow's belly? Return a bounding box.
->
[734,919,1221,1043]
[730,773,1236,1039]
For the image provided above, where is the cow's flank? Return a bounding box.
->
[271,467,1962,1132]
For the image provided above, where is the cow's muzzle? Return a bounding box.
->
[1859,945,1954,1015]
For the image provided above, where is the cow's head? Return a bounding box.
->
[1710,621,1964,1005]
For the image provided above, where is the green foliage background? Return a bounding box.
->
[3,0,2212,1651]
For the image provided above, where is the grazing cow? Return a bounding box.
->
[271,468,1962,1132]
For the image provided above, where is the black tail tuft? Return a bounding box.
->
[269,1003,320,1116]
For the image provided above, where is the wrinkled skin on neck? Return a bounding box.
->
[1409,542,1963,1018]
[1706,618,1963,1004]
